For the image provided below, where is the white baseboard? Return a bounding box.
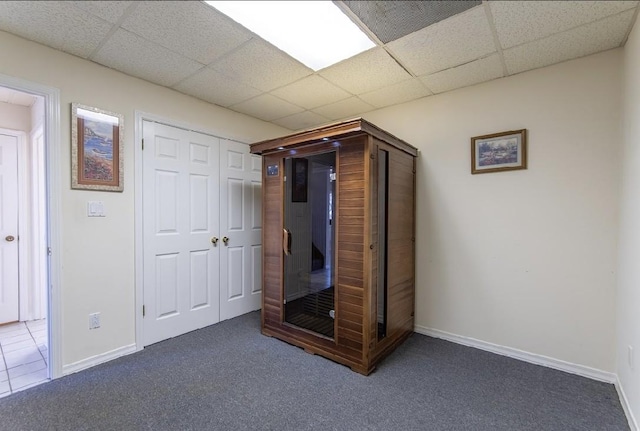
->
[62,344,137,376]
[414,325,616,383]
[615,376,638,431]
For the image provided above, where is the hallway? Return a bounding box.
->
[0,319,48,397]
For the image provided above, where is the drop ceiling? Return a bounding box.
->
[0,1,637,131]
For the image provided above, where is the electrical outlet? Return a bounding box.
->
[89,312,101,330]
[629,345,634,370]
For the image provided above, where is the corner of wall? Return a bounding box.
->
[616,376,639,431]
[616,10,640,430]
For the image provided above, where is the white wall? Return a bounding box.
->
[365,49,622,373]
[0,101,29,132]
[30,96,44,131]
[617,17,640,428]
[0,30,289,367]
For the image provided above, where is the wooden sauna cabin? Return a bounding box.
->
[250,118,417,375]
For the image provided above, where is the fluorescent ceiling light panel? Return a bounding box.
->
[206,1,376,71]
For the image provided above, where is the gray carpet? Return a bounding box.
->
[0,311,628,430]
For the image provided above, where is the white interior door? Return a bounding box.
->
[219,139,262,320]
[142,121,220,346]
[0,134,20,324]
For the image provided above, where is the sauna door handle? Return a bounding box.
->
[283,228,292,256]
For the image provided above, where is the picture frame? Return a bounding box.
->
[471,129,527,174]
[291,158,308,202]
[71,103,124,191]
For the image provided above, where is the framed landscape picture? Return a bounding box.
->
[471,129,527,174]
[71,103,124,191]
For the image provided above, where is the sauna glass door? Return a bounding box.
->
[283,151,336,338]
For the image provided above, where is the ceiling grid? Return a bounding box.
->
[0,0,636,130]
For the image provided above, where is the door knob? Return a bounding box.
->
[211,237,219,246]
[222,236,229,246]
[5,235,15,242]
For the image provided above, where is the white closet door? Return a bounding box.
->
[0,134,19,324]
[219,139,262,320]
[142,121,220,346]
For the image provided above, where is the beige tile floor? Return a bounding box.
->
[0,319,48,398]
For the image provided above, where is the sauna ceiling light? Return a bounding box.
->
[205,1,376,71]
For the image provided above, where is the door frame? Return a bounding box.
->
[24,123,47,321]
[0,73,62,379]
[134,111,249,351]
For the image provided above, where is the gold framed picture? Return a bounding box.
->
[71,103,124,191]
[471,129,527,174]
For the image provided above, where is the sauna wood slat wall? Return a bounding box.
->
[337,139,366,358]
[385,148,415,338]
[369,142,379,352]
[253,121,417,375]
[368,139,416,366]
[262,154,284,327]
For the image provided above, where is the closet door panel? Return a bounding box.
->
[219,139,262,320]
[142,122,220,346]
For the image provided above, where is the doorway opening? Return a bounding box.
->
[283,151,336,338]
[0,86,49,397]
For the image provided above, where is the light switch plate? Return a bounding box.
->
[87,201,106,217]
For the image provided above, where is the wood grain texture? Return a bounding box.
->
[382,144,415,341]
[257,122,416,376]
[262,153,284,328]
[250,118,417,158]
[336,138,366,355]
[368,139,416,367]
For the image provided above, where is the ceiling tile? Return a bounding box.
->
[0,1,112,58]
[420,54,504,94]
[359,78,432,108]
[386,6,495,76]
[272,111,330,131]
[270,76,351,110]
[212,39,312,92]
[504,9,635,75]
[93,29,204,87]
[343,0,481,43]
[230,94,304,122]
[319,47,412,94]
[62,18,115,59]
[173,68,261,108]
[491,0,638,49]
[312,97,375,121]
[70,1,133,24]
[121,1,252,65]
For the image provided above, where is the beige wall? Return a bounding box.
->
[617,16,640,427]
[365,49,622,373]
[0,30,289,367]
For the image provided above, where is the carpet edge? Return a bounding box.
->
[62,343,137,376]
[413,325,616,383]
[616,376,639,431]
